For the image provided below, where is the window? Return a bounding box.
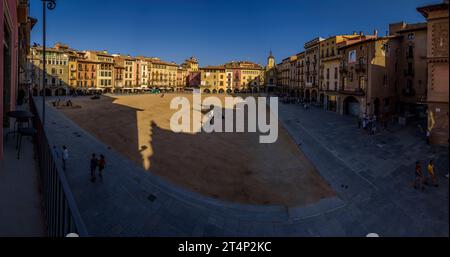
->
[408,62,413,74]
[334,68,338,79]
[359,76,365,90]
[407,45,414,58]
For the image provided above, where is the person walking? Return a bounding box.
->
[426,160,439,187]
[62,146,69,171]
[414,161,425,191]
[90,154,98,183]
[98,155,106,180]
[371,119,377,135]
[362,113,368,130]
[52,145,59,159]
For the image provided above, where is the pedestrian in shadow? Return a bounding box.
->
[414,161,425,191]
[98,154,106,180]
[62,146,69,171]
[90,153,98,183]
[426,160,438,187]
[52,145,59,159]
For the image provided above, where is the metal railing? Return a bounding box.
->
[30,96,88,237]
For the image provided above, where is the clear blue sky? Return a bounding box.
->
[30,0,432,66]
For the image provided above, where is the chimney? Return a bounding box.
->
[360,31,364,36]
[374,29,378,37]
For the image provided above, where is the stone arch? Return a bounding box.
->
[343,96,360,116]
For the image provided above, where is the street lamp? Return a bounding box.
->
[41,0,56,126]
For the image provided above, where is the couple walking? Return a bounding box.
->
[414,160,439,191]
[90,153,106,182]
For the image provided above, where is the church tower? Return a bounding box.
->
[267,50,275,70]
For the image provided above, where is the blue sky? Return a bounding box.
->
[30,0,432,66]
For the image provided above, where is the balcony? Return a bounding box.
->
[339,87,365,96]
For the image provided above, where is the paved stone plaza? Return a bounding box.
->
[37,97,448,236]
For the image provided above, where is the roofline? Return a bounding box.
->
[337,36,395,49]
[417,2,449,18]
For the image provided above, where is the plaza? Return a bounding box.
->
[33,94,448,236]
[55,93,334,207]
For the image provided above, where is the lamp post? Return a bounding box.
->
[41,0,56,126]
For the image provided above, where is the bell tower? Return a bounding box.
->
[267,50,275,70]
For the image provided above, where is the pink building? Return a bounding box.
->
[1,0,19,159]
[1,0,33,158]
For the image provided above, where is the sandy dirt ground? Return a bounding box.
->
[57,94,335,207]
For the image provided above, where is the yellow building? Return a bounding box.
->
[200,65,227,93]
[182,56,199,72]
[148,58,178,90]
[68,50,78,88]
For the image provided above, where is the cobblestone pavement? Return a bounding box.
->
[36,97,448,236]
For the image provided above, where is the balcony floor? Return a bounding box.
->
[0,106,46,236]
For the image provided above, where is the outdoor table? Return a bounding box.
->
[5,110,35,143]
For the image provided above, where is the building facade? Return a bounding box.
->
[388,22,428,120]
[113,55,125,91]
[1,0,33,158]
[320,34,373,111]
[31,43,71,95]
[200,66,227,93]
[304,37,324,103]
[338,37,398,118]
[176,67,188,90]
[418,1,449,145]
[148,58,178,90]
[76,54,97,91]
[265,51,277,92]
[225,61,264,92]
